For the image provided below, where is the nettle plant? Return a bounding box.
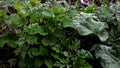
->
[0,0,109,68]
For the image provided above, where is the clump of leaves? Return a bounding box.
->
[91,3,120,68]
[0,0,93,68]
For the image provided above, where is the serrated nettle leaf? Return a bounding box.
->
[59,58,68,64]
[21,51,27,59]
[44,59,53,68]
[83,4,97,13]
[41,36,57,46]
[34,59,43,68]
[16,34,26,45]
[60,16,74,28]
[25,35,38,45]
[52,5,66,14]
[77,50,87,58]
[0,37,7,48]
[71,40,80,50]
[13,3,20,11]
[28,48,40,58]
[54,28,65,38]
[51,53,60,59]
[52,44,61,53]
[24,23,48,35]
[6,39,17,48]
[30,12,41,23]
[18,10,29,18]
[72,12,108,41]
[39,46,49,56]
[5,14,24,28]
[63,51,68,57]
[30,0,41,6]
[42,10,55,19]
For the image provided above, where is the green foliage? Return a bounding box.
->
[91,3,120,68]
[82,4,98,13]
[72,12,108,41]
[91,44,120,68]
[0,0,93,68]
[1,0,120,68]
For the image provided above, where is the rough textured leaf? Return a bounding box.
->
[92,44,120,68]
[72,12,108,41]
[41,36,57,46]
[5,14,24,28]
[24,23,48,35]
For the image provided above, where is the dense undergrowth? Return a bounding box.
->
[0,0,120,68]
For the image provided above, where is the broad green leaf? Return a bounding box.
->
[97,30,109,42]
[62,20,74,28]
[92,44,120,68]
[72,12,108,41]
[44,59,53,68]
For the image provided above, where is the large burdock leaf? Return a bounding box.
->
[72,12,108,41]
[91,44,120,68]
[109,3,120,23]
